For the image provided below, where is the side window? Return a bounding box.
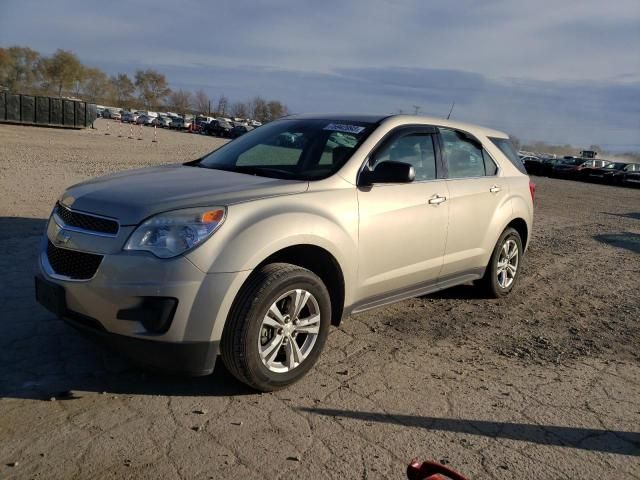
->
[485,154,498,175]
[441,128,496,178]
[371,132,437,181]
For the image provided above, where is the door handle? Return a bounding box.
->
[489,185,501,193]
[428,194,447,205]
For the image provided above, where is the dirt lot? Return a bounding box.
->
[1,120,639,479]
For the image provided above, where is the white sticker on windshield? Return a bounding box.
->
[323,123,365,134]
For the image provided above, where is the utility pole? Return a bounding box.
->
[413,105,421,115]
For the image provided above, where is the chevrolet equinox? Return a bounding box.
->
[36,114,534,391]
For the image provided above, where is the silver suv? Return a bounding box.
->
[35,114,534,391]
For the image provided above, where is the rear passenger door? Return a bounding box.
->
[438,127,507,277]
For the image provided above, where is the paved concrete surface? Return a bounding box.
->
[0,121,638,479]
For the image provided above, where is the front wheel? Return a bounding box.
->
[221,263,331,391]
[477,227,523,298]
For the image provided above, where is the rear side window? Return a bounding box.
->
[490,137,527,174]
[440,128,496,178]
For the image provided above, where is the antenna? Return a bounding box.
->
[446,101,455,120]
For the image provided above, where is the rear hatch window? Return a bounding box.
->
[489,137,527,174]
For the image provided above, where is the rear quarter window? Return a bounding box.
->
[489,137,527,174]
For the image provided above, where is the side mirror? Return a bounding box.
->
[360,161,415,185]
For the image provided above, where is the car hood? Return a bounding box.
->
[60,164,309,225]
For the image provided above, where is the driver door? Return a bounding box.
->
[356,126,450,303]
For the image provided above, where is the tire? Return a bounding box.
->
[221,263,331,392]
[477,227,523,298]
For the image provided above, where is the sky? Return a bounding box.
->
[1,0,639,150]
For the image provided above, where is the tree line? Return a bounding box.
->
[0,46,289,121]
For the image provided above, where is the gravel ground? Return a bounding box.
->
[0,120,639,479]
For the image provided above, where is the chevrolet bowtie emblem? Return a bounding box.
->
[55,230,71,245]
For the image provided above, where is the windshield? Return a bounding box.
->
[197,119,376,180]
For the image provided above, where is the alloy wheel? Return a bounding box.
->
[496,238,519,289]
[258,289,321,373]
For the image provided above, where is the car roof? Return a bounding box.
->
[286,113,389,123]
[283,113,509,139]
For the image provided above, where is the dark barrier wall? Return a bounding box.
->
[22,95,35,123]
[50,97,62,125]
[0,92,96,128]
[6,94,20,121]
[36,97,49,124]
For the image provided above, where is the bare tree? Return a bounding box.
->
[0,46,42,93]
[231,101,248,118]
[81,67,111,103]
[250,96,269,122]
[193,89,210,114]
[109,73,135,108]
[168,89,193,114]
[216,95,229,116]
[134,68,171,110]
[41,49,83,97]
[266,100,288,121]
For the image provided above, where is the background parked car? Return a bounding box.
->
[135,114,154,125]
[205,119,233,137]
[229,124,254,138]
[102,109,121,120]
[581,162,634,184]
[521,155,542,175]
[170,117,192,130]
[538,157,563,176]
[623,165,640,187]
[193,116,213,133]
[121,112,139,123]
[550,158,584,178]
[152,116,172,128]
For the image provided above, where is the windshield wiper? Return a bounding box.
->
[197,164,298,179]
[232,165,298,179]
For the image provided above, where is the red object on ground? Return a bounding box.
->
[407,459,469,480]
[529,180,536,203]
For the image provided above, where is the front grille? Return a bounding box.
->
[46,241,103,280]
[55,203,119,235]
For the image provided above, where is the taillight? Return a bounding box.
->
[529,181,536,203]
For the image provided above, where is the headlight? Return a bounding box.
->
[124,207,226,258]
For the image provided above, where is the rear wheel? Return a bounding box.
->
[221,263,331,391]
[477,227,523,298]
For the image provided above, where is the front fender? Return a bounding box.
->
[185,189,359,298]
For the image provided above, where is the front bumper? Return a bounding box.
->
[61,300,219,376]
[37,229,251,375]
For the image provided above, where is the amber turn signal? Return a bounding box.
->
[201,209,224,223]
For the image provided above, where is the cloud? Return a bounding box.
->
[0,0,638,149]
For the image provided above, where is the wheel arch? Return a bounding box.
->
[255,244,346,327]
[506,217,529,250]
